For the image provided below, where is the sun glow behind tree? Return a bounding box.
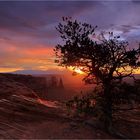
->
[55,17,140,134]
[68,66,85,75]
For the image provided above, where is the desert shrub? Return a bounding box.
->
[66,81,140,119]
[66,93,96,117]
[65,85,104,118]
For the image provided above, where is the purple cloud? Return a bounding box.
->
[0,1,140,72]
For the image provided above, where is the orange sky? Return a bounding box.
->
[0,1,140,75]
[0,38,58,73]
[0,38,140,75]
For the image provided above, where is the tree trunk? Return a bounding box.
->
[100,83,130,138]
[102,83,113,131]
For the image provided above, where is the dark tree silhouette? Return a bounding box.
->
[54,17,140,133]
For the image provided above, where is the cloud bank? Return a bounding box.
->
[0,1,140,72]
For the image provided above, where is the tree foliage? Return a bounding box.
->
[54,17,140,134]
[55,17,140,86]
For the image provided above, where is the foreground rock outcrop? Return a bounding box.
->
[0,73,139,139]
[0,94,114,139]
[0,73,113,139]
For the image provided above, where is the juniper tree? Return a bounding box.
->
[54,17,140,131]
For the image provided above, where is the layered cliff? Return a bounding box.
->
[0,73,47,99]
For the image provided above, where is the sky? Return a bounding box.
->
[0,1,140,73]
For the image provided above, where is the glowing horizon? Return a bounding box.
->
[0,1,140,74]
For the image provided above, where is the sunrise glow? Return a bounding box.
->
[0,1,140,75]
[0,2,140,139]
[68,67,85,75]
